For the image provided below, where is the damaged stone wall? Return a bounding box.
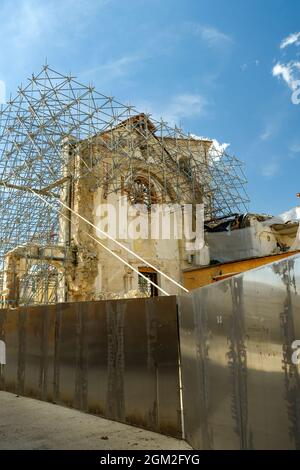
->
[206,214,299,264]
[63,141,100,302]
[0,116,209,304]
[62,121,207,301]
[1,245,67,307]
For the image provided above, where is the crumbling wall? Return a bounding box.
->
[1,250,21,308]
[206,215,299,264]
[64,142,100,302]
[1,245,66,308]
[60,124,210,300]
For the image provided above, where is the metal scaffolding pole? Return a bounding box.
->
[0,65,249,306]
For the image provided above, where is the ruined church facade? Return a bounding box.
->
[2,114,212,306]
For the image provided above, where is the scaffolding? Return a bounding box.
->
[0,65,249,306]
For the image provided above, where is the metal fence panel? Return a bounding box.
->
[0,296,181,438]
[178,255,300,449]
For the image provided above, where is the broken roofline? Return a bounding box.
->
[76,111,214,149]
[0,64,250,306]
[0,64,249,219]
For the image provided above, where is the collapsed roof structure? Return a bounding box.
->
[205,212,300,263]
[0,65,249,306]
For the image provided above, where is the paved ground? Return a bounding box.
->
[0,391,191,450]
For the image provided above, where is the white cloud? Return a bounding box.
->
[189,133,210,140]
[260,122,277,141]
[273,32,300,95]
[210,139,230,161]
[99,56,140,78]
[194,25,233,48]
[280,32,300,49]
[139,93,208,127]
[240,60,259,72]
[81,55,142,84]
[290,143,300,153]
[261,162,280,178]
[188,134,230,160]
[190,134,230,152]
[0,0,108,52]
[272,61,300,90]
[212,139,230,153]
[162,94,207,125]
[279,206,300,222]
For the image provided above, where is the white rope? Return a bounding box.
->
[57,198,189,293]
[85,232,170,296]
[3,180,189,294]
[2,181,170,297]
[2,100,189,294]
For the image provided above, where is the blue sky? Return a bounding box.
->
[0,0,299,215]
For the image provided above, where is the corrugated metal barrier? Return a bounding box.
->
[178,254,300,449]
[0,296,182,438]
[1,254,300,449]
